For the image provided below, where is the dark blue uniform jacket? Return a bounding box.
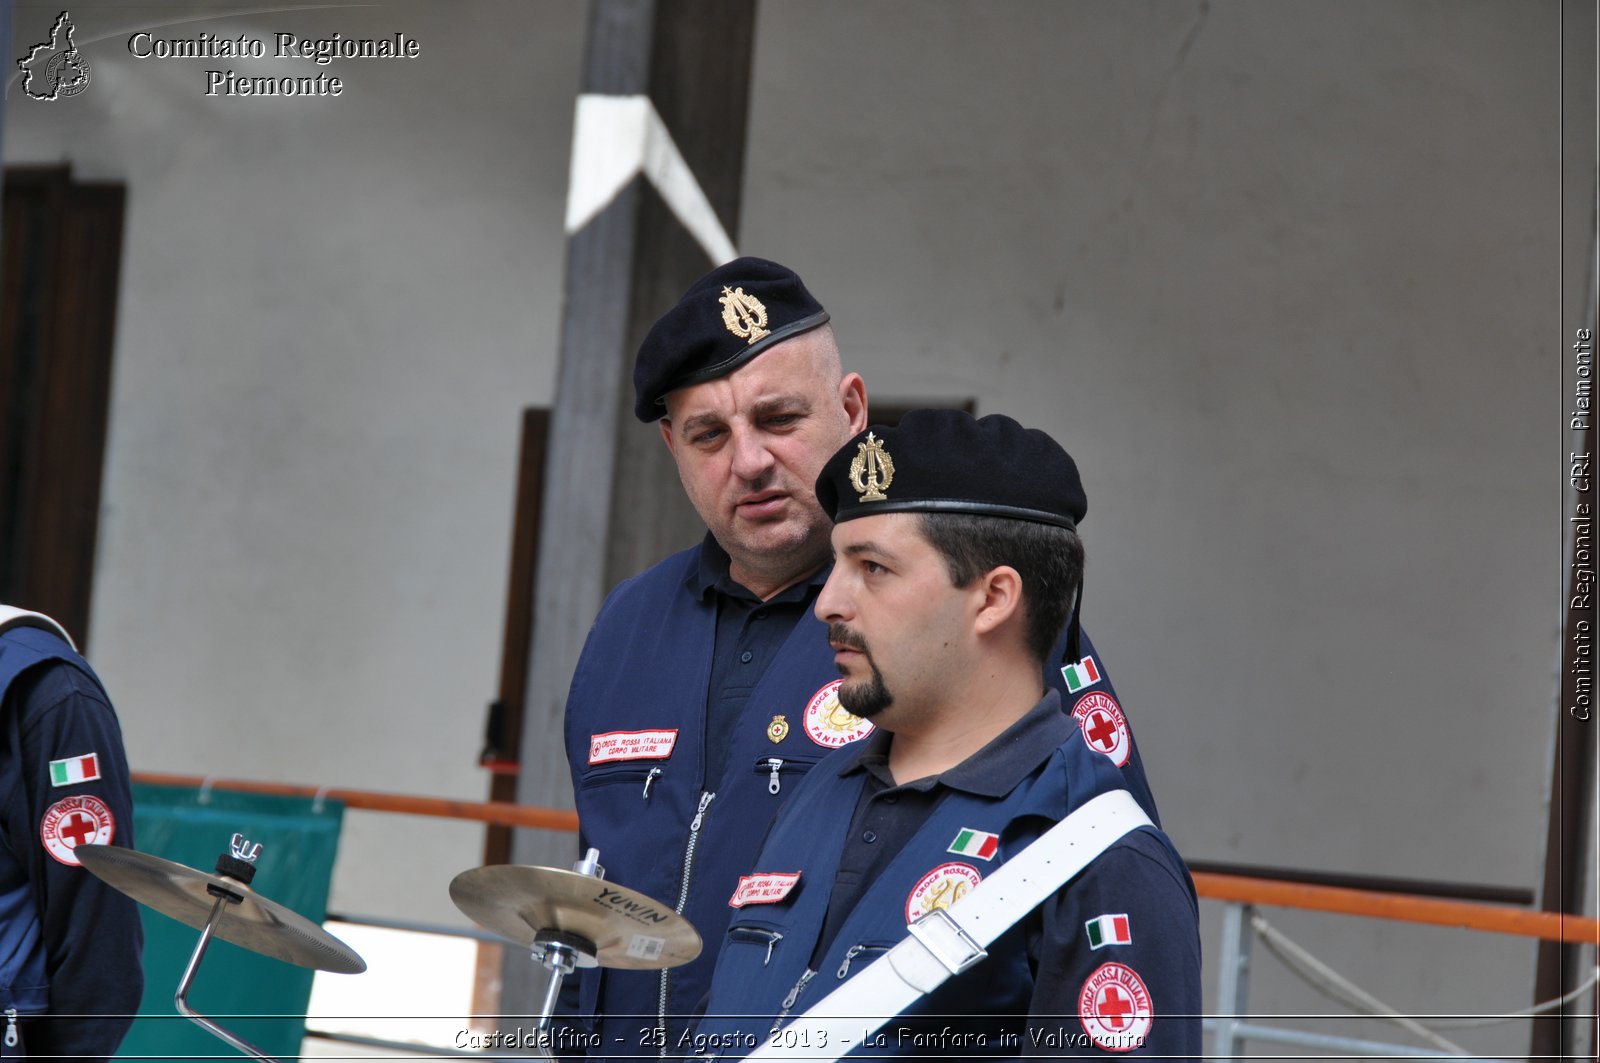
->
[562,543,1160,1058]
[0,622,143,1058]
[693,691,1200,1059]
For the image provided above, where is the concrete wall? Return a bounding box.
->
[740,1,1585,1055]
[6,0,586,923]
[5,0,1590,1055]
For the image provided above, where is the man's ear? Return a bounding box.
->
[658,418,676,457]
[972,566,1024,638]
[839,373,869,434]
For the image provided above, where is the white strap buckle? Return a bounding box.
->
[905,907,987,976]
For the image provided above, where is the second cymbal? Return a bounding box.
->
[450,865,701,970]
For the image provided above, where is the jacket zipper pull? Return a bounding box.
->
[771,968,816,1032]
[690,791,714,832]
[837,944,864,979]
[642,766,662,799]
[766,758,784,795]
[6,1007,18,1048]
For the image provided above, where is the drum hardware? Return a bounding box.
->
[78,835,364,1061]
[450,847,701,1037]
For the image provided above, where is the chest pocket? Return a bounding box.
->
[727,920,788,967]
[832,939,894,980]
[751,754,822,795]
[579,761,665,798]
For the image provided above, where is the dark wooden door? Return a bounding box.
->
[1,165,127,648]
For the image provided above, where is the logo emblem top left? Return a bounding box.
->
[18,11,92,101]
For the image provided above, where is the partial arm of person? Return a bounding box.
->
[15,661,144,1058]
[1025,831,1201,1058]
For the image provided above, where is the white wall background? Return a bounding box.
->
[739,2,1584,1055]
[6,0,585,926]
[5,0,1591,1057]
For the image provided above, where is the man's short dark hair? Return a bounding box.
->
[916,513,1083,663]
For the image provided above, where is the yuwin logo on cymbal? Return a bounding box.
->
[17,12,92,100]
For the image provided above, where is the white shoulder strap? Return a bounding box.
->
[0,606,77,652]
[741,788,1152,1061]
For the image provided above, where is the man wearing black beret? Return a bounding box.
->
[692,411,1201,1058]
[557,260,1164,1058]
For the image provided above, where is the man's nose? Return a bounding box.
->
[729,426,778,481]
[816,568,850,623]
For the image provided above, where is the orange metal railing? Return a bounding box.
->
[132,772,1600,947]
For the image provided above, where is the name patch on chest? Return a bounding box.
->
[588,728,678,764]
[729,871,802,907]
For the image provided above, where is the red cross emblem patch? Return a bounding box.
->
[40,793,115,866]
[1079,962,1153,1051]
[1072,692,1130,767]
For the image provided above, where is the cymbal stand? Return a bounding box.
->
[529,848,605,1031]
[173,835,277,1062]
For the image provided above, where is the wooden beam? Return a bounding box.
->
[1533,12,1600,1050]
[503,0,757,1018]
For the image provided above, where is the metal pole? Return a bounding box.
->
[1212,901,1252,1060]
[174,894,278,1062]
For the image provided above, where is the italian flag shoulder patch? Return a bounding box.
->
[947,828,1000,861]
[1085,913,1132,949]
[49,753,101,787]
[1061,656,1102,692]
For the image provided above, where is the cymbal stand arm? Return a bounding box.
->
[535,943,579,1031]
[175,893,278,1062]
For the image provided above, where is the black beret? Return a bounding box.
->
[815,410,1087,529]
[633,257,831,422]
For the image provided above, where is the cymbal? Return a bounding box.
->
[76,844,365,974]
[450,865,701,970]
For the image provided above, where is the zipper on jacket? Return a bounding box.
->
[5,1007,18,1048]
[732,925,785,966]
[835,943,890,979]
[771,968,816,1034]
[754,755,818,794]
[641,766,662,800]
[657,790,716,1055]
